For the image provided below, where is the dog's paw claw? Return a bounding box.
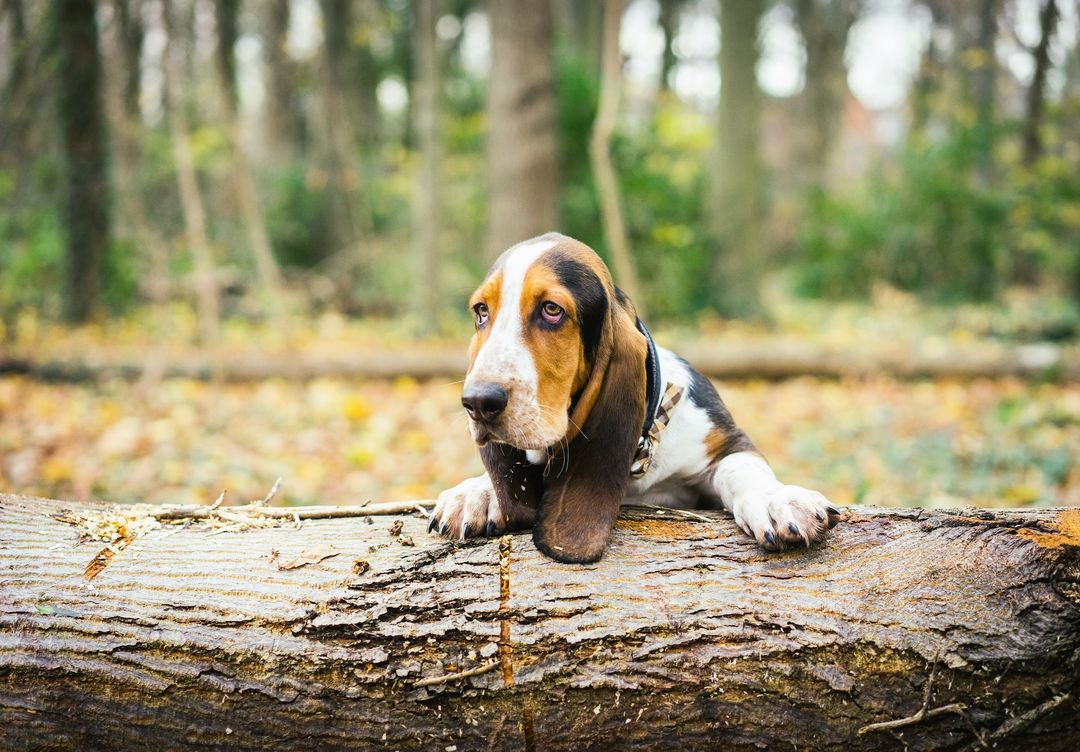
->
[430,475,503,540]
[736,485,841,552]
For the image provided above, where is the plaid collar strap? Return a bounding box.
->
[630,382,684,478]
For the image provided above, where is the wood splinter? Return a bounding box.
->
[412,660,500,689]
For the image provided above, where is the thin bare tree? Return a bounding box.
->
[590,0,643,312]
[411,0,441,333]
[214,0,284,304]
[105,0,170,304]
[263,0,304,156]
[163,0,219,342]
[1022,0,1059,165]
[54,0,110,322]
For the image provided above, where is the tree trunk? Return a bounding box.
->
[54,0,110,323]
[1022,0,1059,165]
[313,0,371,303]
[214,0,284,303]
[114,0,143,118]
[411,0,441,334]
[264,0,305,156]
[486,0,558,257]
[103,0,170,304]
[793,0,859,193]
[971,0,998,177]
[1,494,1078,751]
[710,0,766,317]
[553,0,602,78]
[164,0,220,344]
[1,0,31,173]
[910,0,943,141]
[657,0,679,91]
[590,0,643,312]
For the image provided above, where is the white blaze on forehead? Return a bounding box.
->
[467,238,555,391]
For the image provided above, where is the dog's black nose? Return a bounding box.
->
[462,383,508,422]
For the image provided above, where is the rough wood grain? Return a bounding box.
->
[1,494,1078,751]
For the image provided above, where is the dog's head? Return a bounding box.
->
[462,233,647,563]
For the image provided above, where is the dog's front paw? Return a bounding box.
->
[731,484,842,551]
[429,474,504,539]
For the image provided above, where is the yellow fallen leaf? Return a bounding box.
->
[342,395,373,422]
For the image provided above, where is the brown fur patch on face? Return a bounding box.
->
[467,271,503,372]
[519,262,585,435]
[533,292,648,563]
[538,239,618,441]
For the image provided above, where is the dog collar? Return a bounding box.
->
[631,318,683,478]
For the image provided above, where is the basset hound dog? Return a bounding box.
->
[429,232,841,563]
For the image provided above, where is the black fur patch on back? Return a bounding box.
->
[546,251,609,364]
[680,356,756,453]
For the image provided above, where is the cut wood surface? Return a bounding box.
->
[1,340,1077,382]
[1,494,1078,751]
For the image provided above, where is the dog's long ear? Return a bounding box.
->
[533,296,646,563]
[479,443,544,532]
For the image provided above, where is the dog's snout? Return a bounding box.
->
[462,383,509,422]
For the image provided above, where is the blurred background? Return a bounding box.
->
[1,0,1078,510]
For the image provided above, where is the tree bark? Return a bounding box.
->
[590,0,643,312]
[1,494,1078,750]
[486,0,558,258]
[54,0,110,322]
[710,0,766,317]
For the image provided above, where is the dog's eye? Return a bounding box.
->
[474,303,489,328]
[540,301,564,325]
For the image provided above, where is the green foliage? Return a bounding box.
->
[555,41,600,249]
[0,204,65,315]
[619,99,714,318]
[102,237,139,314]
[794,122,1080,303]
[263,163,335,268]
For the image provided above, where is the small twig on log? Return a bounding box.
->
[634,504,714,523]
[255,477,283,507]
[859,657,974,737]
[151,500,435,522]
[959,693,1072,752]
[209,489,226,511]
[413,660,500,689]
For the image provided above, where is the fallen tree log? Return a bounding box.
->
[1,494,1077,751]
[1,339,1076,382]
